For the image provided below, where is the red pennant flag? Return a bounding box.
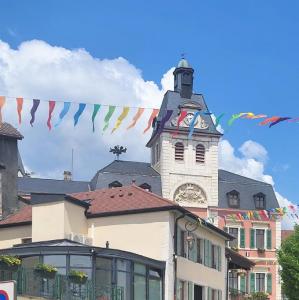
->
[172,110,187,137]
[47,100,56,130]
[143,109,159,133]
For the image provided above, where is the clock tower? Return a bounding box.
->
[146,59,222,209]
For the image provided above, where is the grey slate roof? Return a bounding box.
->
[18,177,90,195]
[90,160,162,195]
[147,91,221,146]
[0,122,23,139]
[218,169,279,210]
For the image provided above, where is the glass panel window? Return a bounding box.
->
[227,191,240,208]
[256,229,265,249]
[254,193,266,209]
[134,263,146,275]
[22,256,40,269]
[197,239,203,264]
[70,255,92,268]
[134,274,146,299]
[177,280,185,300]
[44,255,66,275]
[95,269,112,286]
[117,271,131,300]
[229,272,238,290]
[229,228,239,248]
[149,269,162,300]
[256,273,265,292]
[96,257,112,269]
[117,259,130,272]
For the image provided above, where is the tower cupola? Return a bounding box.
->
[173,58,194,99]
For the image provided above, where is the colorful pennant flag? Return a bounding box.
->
[188,111,201,139]
[55,102,71,127]
[215,113,225,127]
[127,108,145,130]
[47,101,56,130]
[74,103,86,126]
[259,116,280,126]
[16,98,23,124]
[172,110,188,137]
[30,99,40,126]
[112,107,130,133]
[143,108,159,133]
[228,113,249,126]
[156,110,173,136]
[0,96,5,124]
[103,106,116,132]
[269,117,291,128]
[92,104,101,132]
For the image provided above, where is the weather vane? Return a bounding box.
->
[109,145,127,160]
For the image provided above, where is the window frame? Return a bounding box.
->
[254,193,266,210]
[174,142,184,161]
[255,228,266,250]
[228,227,240,249]
[195,144,205,164]
[255,272,266,292]
[226,190,240,208]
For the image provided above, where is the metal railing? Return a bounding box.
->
[0,268,124,300]
[229,288,248,300]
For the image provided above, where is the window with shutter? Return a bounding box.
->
[240,228,245,248]
[175,142,184,161]
[240,275,246,293]
[250,229,256,249]
[266,229,272,249]
[250,273,256,293]
[196,144,205,163]
[267,273,272,294]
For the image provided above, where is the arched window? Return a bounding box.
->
[108,181,122,188]
[254,193,266,209]
[196,144,205,163]
[227,190,240,208]
[139,183,151,192]
[175,142,184,161]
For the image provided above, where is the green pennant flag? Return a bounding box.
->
[92,104,101,132]
[103,106,116,132]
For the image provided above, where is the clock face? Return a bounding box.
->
[184,113,197,126]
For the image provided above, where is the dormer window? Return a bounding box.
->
[175,142,184,161]
[254,193,266,209]
[227,190,240,208]
[139,183,151,192]
[108,181,122,188]
[196,144,205,163]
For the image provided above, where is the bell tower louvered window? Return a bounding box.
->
[196,144,205,163]
[175,142,184,161]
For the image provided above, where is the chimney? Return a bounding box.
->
[0,123,23,217]
[63,171,72,181]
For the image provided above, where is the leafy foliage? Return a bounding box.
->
[278,225,299,299]
[69,269,88,279]
[0,255,21,266]
[35,263,57,273]
[250,292,269,300]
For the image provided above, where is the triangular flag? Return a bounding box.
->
[55,102,71,127]
[16,98,23,124]
[143,109,159,133]
[172,110,187,137]
[127,107,145,130]
[92,104,101,132]
[112,107,130,133]
[30,99,40,126]
[0,96,5,124]
[156,110,173,136]
[47,100,56,130]
[188,111,201,139]
[103,106,116,131]
[74,103,86,126]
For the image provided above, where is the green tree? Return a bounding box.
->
[278,225,299,299]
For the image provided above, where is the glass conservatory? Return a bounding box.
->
[0,239,165,300]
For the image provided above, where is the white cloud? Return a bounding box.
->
[0,39,174,180]
[219,139,296,229]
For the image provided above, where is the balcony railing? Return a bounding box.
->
[0,268,124,300]
[229,288,248,300]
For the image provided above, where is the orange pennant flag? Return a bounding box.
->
[143,109,159,133]
[259,116,280,126]
[127,107,145,129]
[0,96,5,124]
[16,97,24,124]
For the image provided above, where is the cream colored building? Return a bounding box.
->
[0,186,232,300]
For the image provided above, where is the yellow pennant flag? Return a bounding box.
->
[112,107,130,133]
[0,96,5,124]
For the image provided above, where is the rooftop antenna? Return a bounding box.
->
[109,145,127,160]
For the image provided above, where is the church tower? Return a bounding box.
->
[146,59,222,209]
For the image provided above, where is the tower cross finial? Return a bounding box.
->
[181,52,186,59]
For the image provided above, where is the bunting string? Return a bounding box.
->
[0,95,298,135]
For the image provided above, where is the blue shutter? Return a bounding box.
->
[240,275,246,293]
[250,229,256,249]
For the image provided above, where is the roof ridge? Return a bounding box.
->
[19,177,89,184]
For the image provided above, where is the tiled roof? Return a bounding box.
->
[0,123,23,139]
[0,205,32,227]
[71,185,178,216]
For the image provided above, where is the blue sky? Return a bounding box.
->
[0,0,299,206]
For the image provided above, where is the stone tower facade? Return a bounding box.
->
[147,59,222,208]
